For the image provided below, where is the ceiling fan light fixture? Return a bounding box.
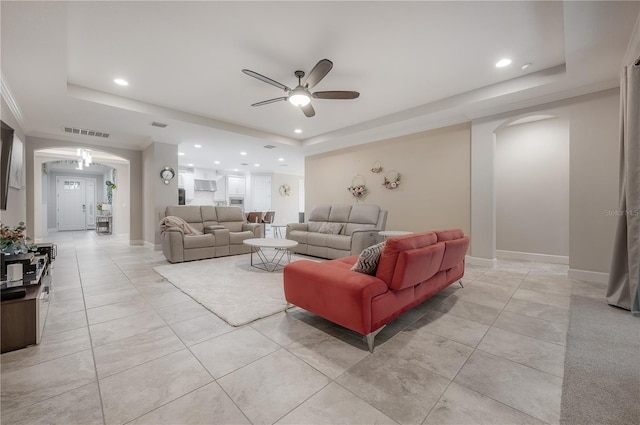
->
[289,88,311,106]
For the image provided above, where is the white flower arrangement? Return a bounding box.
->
[348,184,367,198]
[279,184,293,196]
[383,171,401,189]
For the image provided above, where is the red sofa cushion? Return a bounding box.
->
[375,231,437,285]
[439,236,470,271]
[390,242,445,290]
[435,228,465,241]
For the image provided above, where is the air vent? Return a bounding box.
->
[263,145,276,149]
[151,122,168,128]
[63,127,110,138]
[240,163,249,166]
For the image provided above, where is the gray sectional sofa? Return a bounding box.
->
[160,205,262,263]
[286,204,387,259]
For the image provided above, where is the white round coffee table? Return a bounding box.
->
[243,238,299,272]
[379,230,413,239]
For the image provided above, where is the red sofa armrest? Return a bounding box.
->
[283,260,389,335]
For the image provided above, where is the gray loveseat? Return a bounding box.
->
[286,204,387,259]
[161,206,262,263]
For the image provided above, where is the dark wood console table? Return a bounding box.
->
[1,253,51,353]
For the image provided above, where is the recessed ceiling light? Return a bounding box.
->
[240,151,247,156]
[294,129,302,134]
[495,58,512,68]
[254,163,260,167]
[278,158,285,162]
[114,78,129,86]
[233,168,239,172]
[521,62,532,71]
[187,163,194,167]
[178,152,185,156]
[194,144,202,148]
[214,160,220,164]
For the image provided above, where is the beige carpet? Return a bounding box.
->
[154,253,308,326]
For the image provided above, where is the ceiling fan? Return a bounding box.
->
[242,59,359,117]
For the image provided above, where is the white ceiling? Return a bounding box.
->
[2,1,638,176]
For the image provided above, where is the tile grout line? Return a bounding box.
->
[104,244,257,424]
[73,238,109,425]
[421,267,559,424]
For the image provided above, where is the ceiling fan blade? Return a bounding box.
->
[251,97,288,107]
[301,103,316,117]
[304,59,333,89]
[312,91,360,100]
[242,69,291,91]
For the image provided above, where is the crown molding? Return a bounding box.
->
[0,73,30,133]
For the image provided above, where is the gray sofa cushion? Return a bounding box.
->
[229,231,254,244]
[326,234,351,251]
[328,205,352,222]
[216,206,245,221]
[183,234,216,249]
[349,205,380,224]
[344,223,377,236]
[166,206,205,232]
[308,206,331,221]
[201,206,219,224]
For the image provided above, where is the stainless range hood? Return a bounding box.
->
[194,179,217,192]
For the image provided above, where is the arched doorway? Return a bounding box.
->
[494,115,570,264]
[33,147,130,239]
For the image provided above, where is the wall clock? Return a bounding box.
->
[160,166,175,184]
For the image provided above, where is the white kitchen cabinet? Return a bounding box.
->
[227,176,246,195]
[251,175,272,211]
[214,175,226,201]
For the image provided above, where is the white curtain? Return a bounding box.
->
[606,59,640,316]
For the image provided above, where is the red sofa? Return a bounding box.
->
[283,229,469,351]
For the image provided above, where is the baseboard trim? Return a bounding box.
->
[129,240,145,246]
[465,256,498,268]
[568,269,609,284]
[47,228,57,233]
[496,250,569,265]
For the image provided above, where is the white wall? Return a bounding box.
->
[471,88,620,275]
[0,96,26,228]
[568,91,620,274]
[305,124,471,236]
[271,172,304,226]
[495,117,569,257]
[142,142,178,247]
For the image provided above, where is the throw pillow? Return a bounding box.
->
[318,222,343,235]
[351,242,386,275]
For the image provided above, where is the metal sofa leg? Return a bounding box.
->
[459,280,464,288]
[284,302,294,312]
[365,326,386,353]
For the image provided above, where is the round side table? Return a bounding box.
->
[379,230,413,240]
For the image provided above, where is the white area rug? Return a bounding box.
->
[154,253,306,326]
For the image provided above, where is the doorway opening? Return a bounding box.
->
[33,148,130,239]
[494,114,570,264]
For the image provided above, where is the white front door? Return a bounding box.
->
[56,176,87,231]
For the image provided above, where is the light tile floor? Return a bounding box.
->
[0,231,605,425]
